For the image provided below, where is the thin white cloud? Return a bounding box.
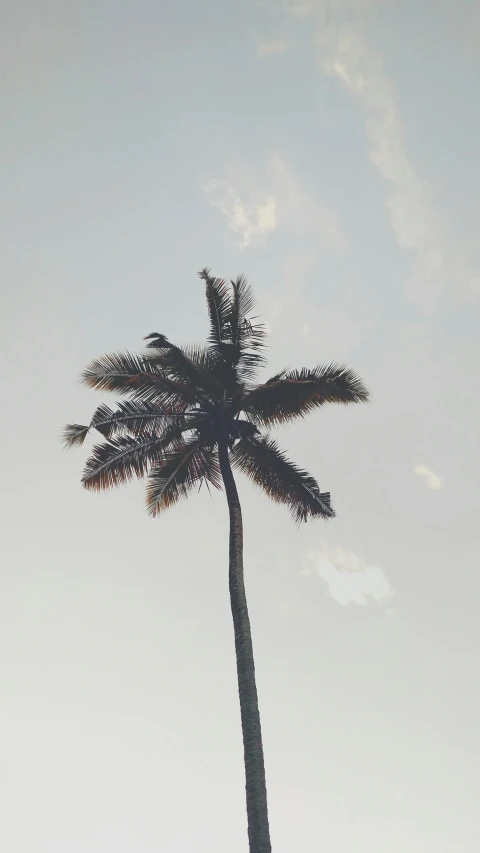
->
[286,0,480,303]
[204,158,345,249]
[319,27,449,305]
[204,179,276,248]
[258,37,289,57]
[414,463,442,490]
[302,544,394,607]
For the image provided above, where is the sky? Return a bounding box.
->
[1,1,479,851]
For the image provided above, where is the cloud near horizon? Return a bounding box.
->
[302,544,394,607]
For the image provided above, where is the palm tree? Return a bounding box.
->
[63,268,369,853]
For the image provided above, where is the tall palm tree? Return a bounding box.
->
[63,268,369,853]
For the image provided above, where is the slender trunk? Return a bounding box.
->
[218,440,272,853]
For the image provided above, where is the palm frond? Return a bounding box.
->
[146,439,222,516]
[81,407,209,491]
[197,268,268,384]
[237,363,369,425]
[90,401,189,439]
[198,267,233,351]
[62,423,90,448]
[231,280,268,383]
[231,435,334,523]
[235,329,268,382]
[144,342,223,399]
[230,274,256,348]
[81,351,198,409]
[81,433,174,491]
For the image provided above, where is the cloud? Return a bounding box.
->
[286,0,480,303]
[414,463,442,490]
[318,27,449,304]
[204,179,277,248]
[302,544,394,607]
[258,37,289,57]
[204,158,345,249]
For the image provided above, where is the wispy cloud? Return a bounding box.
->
[287,0,480,303]
[258,37,289,57]
[414,463,442,490]
[204,179,276,248]
[204,157,345,249]
[302,544,394,607]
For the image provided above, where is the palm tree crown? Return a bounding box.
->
[63,268,369,520]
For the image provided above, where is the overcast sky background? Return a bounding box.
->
[1,1,480,851]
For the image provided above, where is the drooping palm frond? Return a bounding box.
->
[237,363,370,426]
[146,438,222,516]
[81,408,208,491]
[81,351,198,409]
[231,435,334,523]
[198,268,233,352]
[62,423,90,448]
[81,433,172,491]
[89,401,191,439]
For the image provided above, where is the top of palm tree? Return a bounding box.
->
[63,268,369,524]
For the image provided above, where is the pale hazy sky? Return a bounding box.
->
[2,1,480,851]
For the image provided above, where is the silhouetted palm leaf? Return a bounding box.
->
[198,267,233,352]
[238,363,369,425]
[231,435,334,523]
[82,351,197,409]
[82,433,170,491]
[144,341,224,399]
[62,423,90,448]
[230,274,256,347]
[146,439,222,516]
[230,275,268,382]
[90,401,191,439]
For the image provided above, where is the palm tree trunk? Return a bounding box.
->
[218,440,272,853]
